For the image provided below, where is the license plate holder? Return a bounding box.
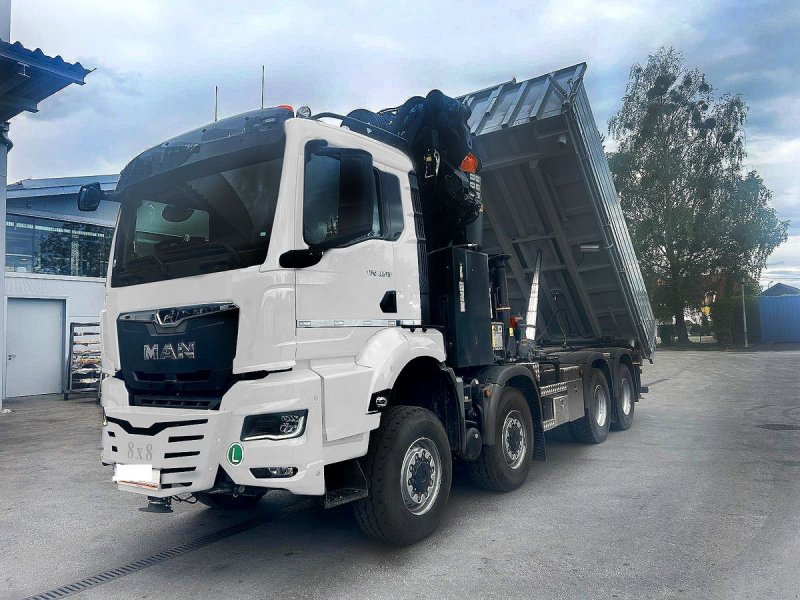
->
[113,464,161,490]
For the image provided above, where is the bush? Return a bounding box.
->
[658,323,675,346]
[710,296,760,346]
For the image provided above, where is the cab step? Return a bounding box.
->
[324,460,368,509]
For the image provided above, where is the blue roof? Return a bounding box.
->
[8,175,118,198]
[0,38,91,122]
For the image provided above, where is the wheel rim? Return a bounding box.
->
[593,385,608,427]
[502,410,527,469]
[401,437,442,516]
[620,376,633,416]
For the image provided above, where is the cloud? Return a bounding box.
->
[762,235,800,286]
[25,65,143,122]
[5,0,799,281]
[746,134,800,235]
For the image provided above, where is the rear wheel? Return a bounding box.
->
[353,406,452,546]
[611,363,635,431]
[195,491,266,511]
[570,368,611,444]
[468,388,533,492]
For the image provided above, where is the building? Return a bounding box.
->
[0,2,91,407]
[4,175,117,397]
[760,282,800,297]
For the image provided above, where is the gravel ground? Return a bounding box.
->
[1,348,799,600]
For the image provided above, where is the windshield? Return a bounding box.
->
[111,155,283,287]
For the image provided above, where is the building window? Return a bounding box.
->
[5,214,114,277]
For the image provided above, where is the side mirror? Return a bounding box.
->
[77,182,105,212]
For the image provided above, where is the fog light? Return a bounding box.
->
[241,410,307,441]
[250,466,298,479]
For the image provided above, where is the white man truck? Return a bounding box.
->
[79,63,656,545]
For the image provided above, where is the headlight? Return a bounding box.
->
[241,410,308,441]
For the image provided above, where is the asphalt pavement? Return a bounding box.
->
[1,348,799,599]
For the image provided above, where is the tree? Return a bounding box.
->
[608,48,788,342]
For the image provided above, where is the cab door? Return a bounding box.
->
[294,138,405,360]
[292,137,408,441]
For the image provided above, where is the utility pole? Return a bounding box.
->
[260,65,265,109]
[214,85,218,122]
[741,277,748,348]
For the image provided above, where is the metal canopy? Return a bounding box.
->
[0,39,90,122]
[459,64,656,359]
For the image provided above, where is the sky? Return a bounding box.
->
[8,0,800,288]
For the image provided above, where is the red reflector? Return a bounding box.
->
[460,153,479,174]
[510,316,518,329]
[277,104,294,112]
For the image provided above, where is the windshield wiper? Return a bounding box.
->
[197,241,245,273]
[118,254,172,280]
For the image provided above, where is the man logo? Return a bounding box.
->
[143,342,196,360]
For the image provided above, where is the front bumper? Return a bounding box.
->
[101,369,330,498]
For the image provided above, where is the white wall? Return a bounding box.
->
[4,273,105,397]
[5,273,105,322]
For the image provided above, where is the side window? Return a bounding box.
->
[378,171,404,240]
[303,152,342,245]
[302,140,404,248]
[303,143,381,247]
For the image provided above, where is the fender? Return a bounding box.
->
[557,348,633,412]
[356,328,467,454]
[356,327,447,406]
[475,364,545,460]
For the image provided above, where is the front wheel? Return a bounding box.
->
[353,406,452,546]
[569,368,611,444]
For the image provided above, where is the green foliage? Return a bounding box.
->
[709,296,760,346]
[657,323,675,346]
[607,48,788,340]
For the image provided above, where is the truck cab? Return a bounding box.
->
[98,109,445,498]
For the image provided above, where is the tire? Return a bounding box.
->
[570,368,611,444]
[468,388,533,492]
[353,406,452,546]
[611,363,635,431]
[195,491,266,511]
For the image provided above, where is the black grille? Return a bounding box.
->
[131,395,222,410]
[164,451,200,459]
[105,416,207,436]
[160,466,196,474]
[117,305,239,410]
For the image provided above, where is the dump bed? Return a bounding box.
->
[459,63,656,359]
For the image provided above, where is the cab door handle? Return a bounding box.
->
[380,291,397,313]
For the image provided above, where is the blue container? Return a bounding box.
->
[759,295,800,343]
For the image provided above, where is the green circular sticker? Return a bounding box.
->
[227,442,243,466]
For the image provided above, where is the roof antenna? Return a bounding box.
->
[260,65,265,109]
[214,85,218,122]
